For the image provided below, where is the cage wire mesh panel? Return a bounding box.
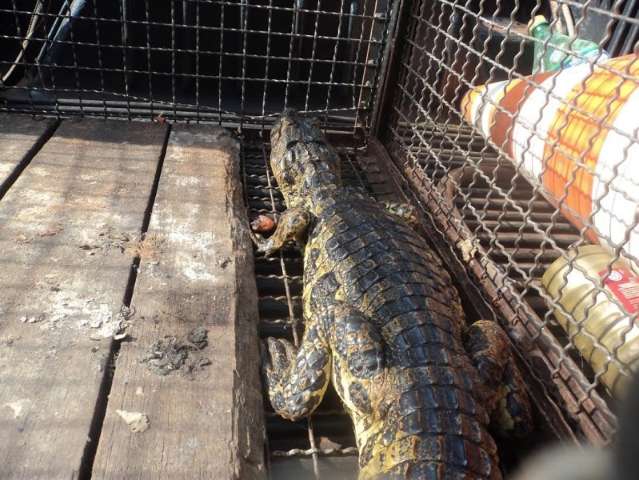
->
[0,0,392,128]
[379,0,639,444]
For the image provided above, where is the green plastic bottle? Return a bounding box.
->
[529,15,609,73]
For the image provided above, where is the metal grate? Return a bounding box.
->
[377,0,639,445]
[0,0,393,130]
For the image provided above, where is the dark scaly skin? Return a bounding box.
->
[259,111,532,479]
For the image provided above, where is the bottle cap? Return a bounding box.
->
[528,15,548,33]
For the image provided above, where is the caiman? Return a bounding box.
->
[256,111,533,479]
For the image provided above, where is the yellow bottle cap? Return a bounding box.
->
[528,15,548,33]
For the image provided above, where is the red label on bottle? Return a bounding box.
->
[599,267,639,314]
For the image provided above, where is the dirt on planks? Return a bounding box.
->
[141,326,211,378]
[127,233,167,263]
[78,227,166,263]
[116,409,151,433]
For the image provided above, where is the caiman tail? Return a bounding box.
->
[358,354,501,479]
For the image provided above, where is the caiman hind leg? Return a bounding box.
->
[329,303,385,414]
[262,321,331,420]
[464,320,533,437]
[254,207,311,257]
[324,304,390,478]
[305,272,388,475]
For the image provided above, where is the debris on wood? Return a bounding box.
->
[187,326,208,350]
[37,224,64,237]
[3,399,31,419]
[116,410,150,433]
[457,238,478,263]
[20,314,45,324]
[218,257,231,269]
[84,304,131,340]
[15,233,32,244]
[79,226,132,256]
[118,305,136,321]
[141,327,210,377]
[142,337,188,375]
[126,233,166,262]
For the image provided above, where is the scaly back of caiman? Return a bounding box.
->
[257,111,532,479]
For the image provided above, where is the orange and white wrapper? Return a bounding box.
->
[461,55,639,260]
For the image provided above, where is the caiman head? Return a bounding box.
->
[269,110,342,210]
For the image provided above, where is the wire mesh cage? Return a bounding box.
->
[0,0,393,130]
[3,0,639,469]
[380,0,639,444]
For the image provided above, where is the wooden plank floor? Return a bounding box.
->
[0,118,264,479]
[0,118,167,479]
[0,114,58,197]
[92,126,264,479]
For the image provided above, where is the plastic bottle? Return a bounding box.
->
[529,15,609,73]
[542,245,639,397]
[460,54,639,262]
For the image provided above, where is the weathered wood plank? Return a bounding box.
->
[0,114,58,196]
[0,118,168,479]
[92,126,265,479]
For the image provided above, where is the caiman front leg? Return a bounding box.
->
[253,207,311,256]
[464,320,533,438]
[262,321,331,421]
